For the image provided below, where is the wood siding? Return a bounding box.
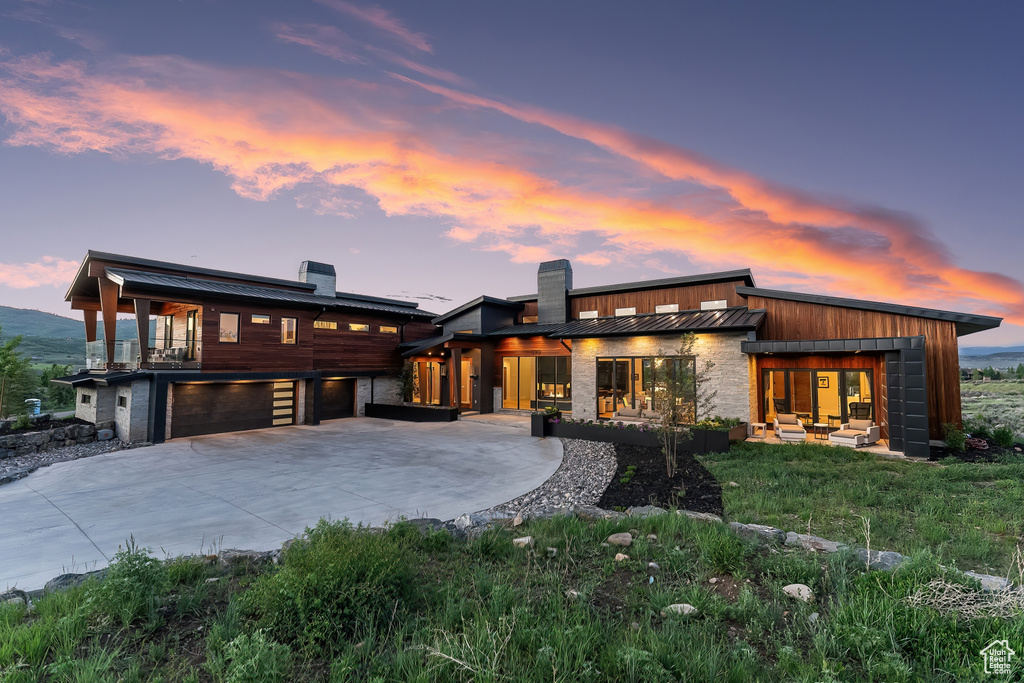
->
[518,301,538,322]
[748,295,962,439]
[569,281,746,318]
[491,336,571,384]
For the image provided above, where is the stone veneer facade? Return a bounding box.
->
[570,331,751,422]
[113,379,151,443]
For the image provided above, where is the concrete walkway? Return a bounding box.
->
[0,418,562,591]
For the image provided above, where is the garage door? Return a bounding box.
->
[171,381,295,438]
[321,379,356,420]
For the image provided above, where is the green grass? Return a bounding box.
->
[703,441,1024,574]
[3,516,1022,682]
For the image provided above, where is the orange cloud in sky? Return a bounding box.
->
[0,50,1020,325]
[0,256,80,289]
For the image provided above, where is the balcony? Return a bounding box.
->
[85,338,202,371]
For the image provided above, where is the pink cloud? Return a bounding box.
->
[0,256,80,289]
[316,0,432,53]
[274,23,366,64]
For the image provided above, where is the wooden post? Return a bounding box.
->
[134,299,151,368]
[84,310,97,342]
[98,277,119,367]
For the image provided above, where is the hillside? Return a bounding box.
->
[0,305,141,339]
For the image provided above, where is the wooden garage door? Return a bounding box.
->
[171,381,294,438]
[321,379,355,420]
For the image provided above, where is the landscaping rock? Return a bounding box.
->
[614,553,630,562]
[96,429,114,441]
[44,569,107,593]
[646,534,658,542]
[964,571,1012,592]
[405,518,448,534]
[607,532,633,547]
[783,583,814,602]
[218,549,276,568]
[0,589,29,607]
[856,549,906,571]
[679,509,723,523]
[662,603,697,616]
[730,522,787,544]
[708,577,718,584]
[628,505,668,518]
[512,536,533,548]
[728,481,740,487]
[573,504,626,521]
[785,532,846,553]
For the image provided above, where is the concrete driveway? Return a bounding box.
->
[1,418,561,591]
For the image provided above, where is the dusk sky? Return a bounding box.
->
[1,1,1022,345]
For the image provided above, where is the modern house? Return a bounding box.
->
[57,252,436,443]
[59,252,1000,458]
[402,259,1000,457]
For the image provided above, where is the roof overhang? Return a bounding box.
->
[736,286,1002,336]
[431,296,522,326]
[741,336,925,354]
[400,332,486,358]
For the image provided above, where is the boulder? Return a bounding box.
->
[628,505,668,518]
[44,569,107,593]
[572,504,626,521]
[730,522,786,544]
[614,553,630,562]
[662,603,697,616]
[0,589,29,607]
[785,532,846,553]
[856,549,905,571]
[96,429,114,441]
[218,549,276,568]
[679,510,723,523]
[404,518,448,535]
[782,583,814,602]
[50,428,66,442]
[606,532,633,547]
[964,570,1012,592]
[0,448,14,460]
[15,444,35,456]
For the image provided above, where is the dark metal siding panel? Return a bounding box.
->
[321,379,355,420]
[902,347,931,457]
[885,352,905,452]
[441,310,482,335]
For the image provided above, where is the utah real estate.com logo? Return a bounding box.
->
[981,639,1016,675]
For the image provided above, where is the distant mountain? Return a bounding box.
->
[0,305,141,340]
[960,345,1024,356]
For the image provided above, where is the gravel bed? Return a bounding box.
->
[479,438,617,517]
[0,440,150,486]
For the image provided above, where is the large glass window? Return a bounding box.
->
[762,368,873,425]
[218,313,239,343]
[501,355,570,411]
[600,356,695,420]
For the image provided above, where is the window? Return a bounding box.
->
[522,315,538,324]
[501,355,571,412]
[117,395,127,408]
[313,320,338,330]
[597,355,696,419]
[349,323,370,332]
[80,393,92,405]
[614,307,637,317]
[655,303,679,314]
[252,314,271,324]
[380,325,398,334]
[162,316,173,347]
[454,329,474,334]
[578,310,599,319]
[219,313,239,343]
[281,317,297,344]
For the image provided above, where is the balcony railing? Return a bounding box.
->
[85,338,202,371]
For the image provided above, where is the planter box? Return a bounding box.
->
[728,423,748,443]
[531,413,547,438]
[547,420,662,447]
[364,403,459,422]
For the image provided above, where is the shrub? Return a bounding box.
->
[942,423,966,453]
[993,425,1015,448]
[219,631,291,683]
[240,520,419,658]
[86,538,168,627]
[13,414,31,430]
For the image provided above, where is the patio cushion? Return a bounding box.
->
[832,429,867,439]
[617,406,642,418]
[776,414,800,425]
[777,424,805,433]
[849,419,874,431]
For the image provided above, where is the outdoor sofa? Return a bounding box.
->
[828,419,880,448]
[773,413,807,442]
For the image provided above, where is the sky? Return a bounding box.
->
[1,0,1022,345]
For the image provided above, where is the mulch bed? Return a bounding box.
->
[0,416,88,437]
[598,443,723,515]
[928,436,1024,463]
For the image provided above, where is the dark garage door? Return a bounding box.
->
[321,379,355,420]
[171,381,295,438]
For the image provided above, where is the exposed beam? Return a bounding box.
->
[70,296,101,312]
[98,276,120,365]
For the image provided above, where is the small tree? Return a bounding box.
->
[0,324,36,418]
[40,363,75,411]
[652,333,718,478]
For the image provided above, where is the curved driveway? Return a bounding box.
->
[1,418,562,591]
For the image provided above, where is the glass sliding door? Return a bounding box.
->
[815,371,841,426]
[763,370,787,423]
[844,370,873,420]
[502,357,518,409]
[501,355,569,412]
[762,367,874,425]
[790,370,814,423]
[518,356,536,410]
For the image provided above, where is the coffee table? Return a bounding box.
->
[813,423,829,440]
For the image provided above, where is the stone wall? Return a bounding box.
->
[371,377,404,406]
[355,378,371,417]
[75,386,115,425]
[113,379,150,443]
[0,422,100,459]
[570,331,750,421]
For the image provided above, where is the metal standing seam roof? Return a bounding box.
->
[485,322,574,337]
[550,307,766,338]
[104,268,436,318]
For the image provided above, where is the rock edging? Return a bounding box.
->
[0,421,112,460]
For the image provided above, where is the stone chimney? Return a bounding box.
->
[537,259,572,324]
[298,261,337,297]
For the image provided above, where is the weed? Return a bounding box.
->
[993,425,1015,448]
[942,423,966,452]
[86,537,169,628]
[218,630,291,683]
[619,464,638,484]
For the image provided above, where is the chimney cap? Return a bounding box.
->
[299,260,336,276]
[538,259,572,273]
